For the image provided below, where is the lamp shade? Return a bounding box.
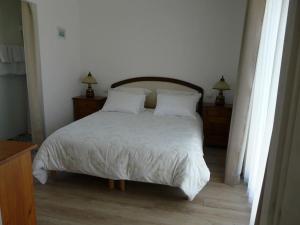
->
[82,72,97,84]
[213,76,231,90]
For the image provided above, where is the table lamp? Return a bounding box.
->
[82,72,97,98]
[213,76,231,106]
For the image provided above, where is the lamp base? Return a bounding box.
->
[86,87,95,98]
[215,90,225,106]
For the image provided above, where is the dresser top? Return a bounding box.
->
[0,141,37,165]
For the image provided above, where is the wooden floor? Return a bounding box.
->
[34,148,251,225]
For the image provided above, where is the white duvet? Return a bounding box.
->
[33,110,210,200]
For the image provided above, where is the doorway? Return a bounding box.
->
[0,0,30,141]
[0,0,45,145]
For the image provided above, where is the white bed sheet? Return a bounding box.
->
[33,110,210,200]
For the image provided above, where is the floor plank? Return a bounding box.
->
[34,147,251,225]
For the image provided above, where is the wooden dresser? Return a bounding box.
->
[73,96,106,120]
[203,103,232,147]
[0,141,37,225]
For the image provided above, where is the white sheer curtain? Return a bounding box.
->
[242,0,290,224]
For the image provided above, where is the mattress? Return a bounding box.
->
[33,110,210,200]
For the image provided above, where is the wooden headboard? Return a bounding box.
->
[111,77,204,115]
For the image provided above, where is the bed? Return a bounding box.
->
[33,77,210,200]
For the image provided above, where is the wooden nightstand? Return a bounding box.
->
[72,96,106,121]
[203,103,232,147]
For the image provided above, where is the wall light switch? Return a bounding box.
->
[57,27,66,39]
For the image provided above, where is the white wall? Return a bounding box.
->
[26,0,246,136]
[79,0,247,103]
[27,0,81,136]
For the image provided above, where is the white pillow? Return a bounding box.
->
[114,87,151,95]
[102,90,146,114]
[112,87,151,111]
[157,89,201,98]
[154,93,201,119]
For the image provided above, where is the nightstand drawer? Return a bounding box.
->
[73,96,106,120]
[75,108,97,118]
[205,123,230,135]
[206,108,231,117]
[203,103,232,147]
[74,100,99,111]
[207,116,228,124]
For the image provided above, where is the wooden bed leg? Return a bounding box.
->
[108,179,115,189]
[119,180,126,192]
